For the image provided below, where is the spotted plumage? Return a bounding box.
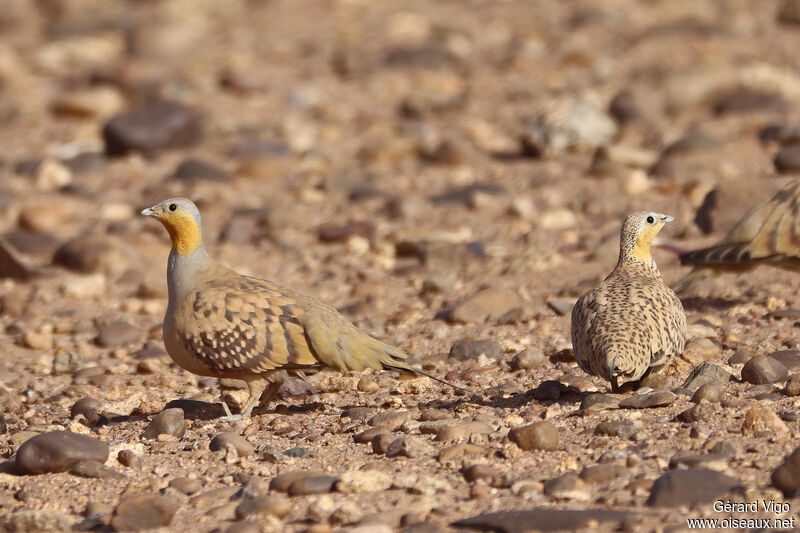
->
[571,212,686,392]
[679,179,800,280]
[142,197,465,417]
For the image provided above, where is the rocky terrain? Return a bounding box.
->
[0,0,799,531]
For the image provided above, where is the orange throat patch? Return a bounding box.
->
[161,212,201,256]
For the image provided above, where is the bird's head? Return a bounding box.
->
[141,197,203,256]
[620,211,675,264]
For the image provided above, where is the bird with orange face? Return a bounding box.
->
[141,197,464,416]
[571,212,687,392]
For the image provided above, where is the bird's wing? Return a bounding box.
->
[681,179,800,266]
[174,277,322,375]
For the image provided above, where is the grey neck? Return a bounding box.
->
[167,245,210,302]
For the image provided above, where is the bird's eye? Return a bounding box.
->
[646,215,655,224]
[168,203,177,212]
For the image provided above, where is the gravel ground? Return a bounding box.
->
[0,1,799,532]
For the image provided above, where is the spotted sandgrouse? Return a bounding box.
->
[142,197,463,416]
[571,212,686,392]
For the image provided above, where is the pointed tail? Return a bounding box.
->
[375,343,474,394]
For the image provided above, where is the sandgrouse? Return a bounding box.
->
[142,197,463,416]
[680,179,800,280]
[571,212,686,392]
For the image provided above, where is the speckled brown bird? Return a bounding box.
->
[142,197,464,416]
[571,212,686,392]
[680,179,800,280]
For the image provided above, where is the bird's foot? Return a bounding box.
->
[219,401,253,421]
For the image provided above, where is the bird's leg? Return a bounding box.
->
[255,379,282,412]
[240,380,268,417]
[608,360,620,394]
[221,379,267,420]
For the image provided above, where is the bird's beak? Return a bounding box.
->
[141,207,155,217]
[661,215,675,224]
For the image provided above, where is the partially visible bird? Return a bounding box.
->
[571,212,687,392]
[679,179,800,282]
[142,197,466,417]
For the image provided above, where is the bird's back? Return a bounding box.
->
[572,262,685,379]
[168,262,410,378]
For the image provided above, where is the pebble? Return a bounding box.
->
[210,432,255,457]
[369,411,411,430]
[284,447,314,458]
[543,473,590,501]
[741,406,789,437]
[420,419,458,434]
[594,421,638,439]
[190,487,239,508]
[580,394,620,413]
[53,234,123,274]
[668,452,729,471]
[712,88,787,115]
[142,408,185,440]
[785,374,800,396]
[691,382,723,403]
[618,391,675,409]
[96,321,140,347]
[681,362,733,393]
[169,477,203,495]
[16,431,109,474]
[520,98,617,157]
[287,475,338,496]
[462,464,499,483]
[235,495,292,519]
[435,421,493,442]
[438,443,485,464]
[355,428,389,444]
[71,459,126,480]
[768,349,800,369]
[53,351,82,375]
[646,469,740,507]
[117,449,141,469]
[531,380,571,402]
[337,470,393,493]
[579,464,630,484]
[103,100,203,155]
[441,288,524,324]
[510,347,545,370]
[454,509,631,532]
[111,493,177,531]
[341,407,375,420]
[357,377,380,392]
[23,332,53,350]
[508,421,559,451]
[609,89,641,122]
[448,340,504,361]
[371,433,396,454]
[680,337,720,365]
[397,436,433,458]
[172,158,229,182]
[774,144,800,173]
[411,475,452,495]
[771,446,800,496]
[0,510,74,532]
[741,354,789,384]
